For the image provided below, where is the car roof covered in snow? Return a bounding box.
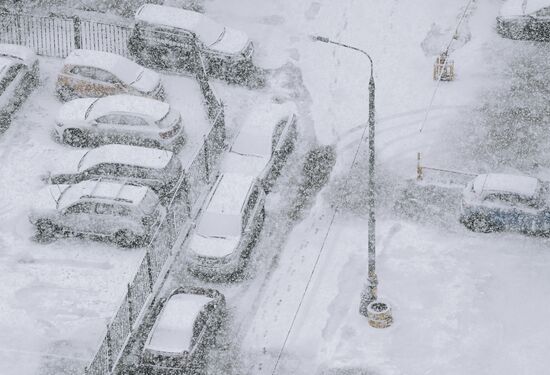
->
[206,173,255,216]
[473,173,540,197]
[56,179,150,209]
[230,102,296,158]
[64,49,143,84]
[135,4,225,46]
[0,43,37,67]
[87,94,170,122]
[500,0,550,16]
[145,293,212,353]
[78,144,173,172]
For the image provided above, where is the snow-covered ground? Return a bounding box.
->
[0,57,210,375]
[198,0,550,374]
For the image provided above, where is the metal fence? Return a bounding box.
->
[0,10,131,57]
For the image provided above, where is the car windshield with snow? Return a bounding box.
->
[221,102,297,192]
[129,4,254,78]
[29,179,166,247]
[497,0,550,40]
[187,173,265,277]
[460,173,550,234]
[53,94,184,150]
[56,49,165,101]
[0,43,39,127]
[44,144,183,198]
[139,287,226,374]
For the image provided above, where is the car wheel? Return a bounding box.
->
[57,87,75,102]
[63,129,85,147]
[0,111,10,130]
[114,230,139,248]
[463,214,500,233]
[36,219,58,239]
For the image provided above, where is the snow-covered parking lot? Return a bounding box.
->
[0,57,211,374]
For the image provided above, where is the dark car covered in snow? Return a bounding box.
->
[0,44,39,127]
[460,173,550,235]
[128,4,255,79]
[139,287,226,374]
[497,0,550,40]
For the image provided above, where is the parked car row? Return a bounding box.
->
[185,102,298,279]
[133,103,299,374]
[19,46,192,247]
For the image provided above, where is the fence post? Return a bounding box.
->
[127,283,133,328]
[203,135,210,183]
[146,250,154,292]
[416,152,423,181]
[73,16,81,49]
[106,323,113,371]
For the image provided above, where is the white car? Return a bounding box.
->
[53,94,185,150]
[139,287,226,373]
[497,0,550,40]
[56,49,165,101]
[29,179,166,247]
[460,173,550,234]
[129,4,254,77]
[221,102,297,192]
[0,44,39,126]
[187,173,266,277]
[43,144,183,198]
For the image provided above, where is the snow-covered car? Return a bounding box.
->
[53,94,184,150]
[0,43,39,126]
[129,4,254,77]
[187,173,266,277]
[56,49,165,101]
[29,179,166,247]
[43,144,183,199]
[221,102,297,192]
[497,0,550,40]
[140,286,226,374]
[460,173,550,234]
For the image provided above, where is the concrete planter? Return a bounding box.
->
[366,300,393,329]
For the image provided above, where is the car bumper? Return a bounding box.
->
[186,255,239,276]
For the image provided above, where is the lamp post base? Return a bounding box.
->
[366,300,393,329]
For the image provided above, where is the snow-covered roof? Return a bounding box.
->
[64,49,143,85]
[500,0,550,16]
[221,152,270,179]
[0,43,37,67]
[57,179,149,209]
[78,144,173,172]
[135,4,225,46]
[87,95,170,122]
[473,173,539,197]
[145,293,212,353]
[206,173,255,216]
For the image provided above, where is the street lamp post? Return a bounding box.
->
[311,35,378,316]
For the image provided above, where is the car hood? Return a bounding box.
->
[56,98,96,123]
[131,68,161,94]
[188,233,240,258]
[32,184,70,212]
[210,27,250,55]
[46,149,88,178]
